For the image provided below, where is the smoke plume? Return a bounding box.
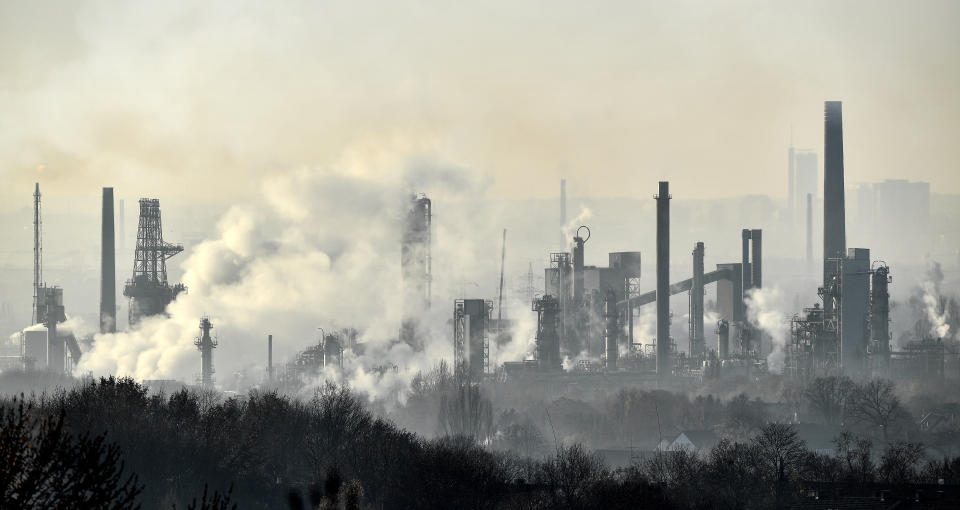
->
[744,287,790,373]
[76,144,503,404]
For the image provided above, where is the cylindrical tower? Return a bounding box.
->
[100,187,116,334]
[656,181,671,378]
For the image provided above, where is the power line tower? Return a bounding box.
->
[123,198,186,325]
[194,317,217,389]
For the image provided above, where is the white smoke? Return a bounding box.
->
[76,142,499,403]
[561,207,593,249]
[492,292,537,366]
[920,261,950,339]
[744,286,790,373]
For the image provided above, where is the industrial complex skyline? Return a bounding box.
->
[2,3,960,508]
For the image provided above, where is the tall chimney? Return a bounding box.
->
[268,334,274,382]
[656,181,671,378]
[823,101,846,286]
[560,178,567,247]
[750,229,762,289]
[100,187,116,334]
[806,193,813,271]
[690,242,705,357]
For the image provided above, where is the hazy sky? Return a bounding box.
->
[1,0,958,210]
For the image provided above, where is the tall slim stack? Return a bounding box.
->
[656,181,671,378]
[806,193,813,270]
[750,229,762,289]
[100,187,116,334]
[268,334,273,382]
[823,101,846,286]
[689,242,705,357]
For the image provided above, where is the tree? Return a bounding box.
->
[753,423,806,505]
[724,393,768,438]
[833,432,874,482]
[438,382,493,441]
[542,444,609,509]
[847,379,909,440]
[878,441,925,483]
[1,397,141,509]
[803,375,853,425]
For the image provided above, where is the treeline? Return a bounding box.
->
[2,375,960,509]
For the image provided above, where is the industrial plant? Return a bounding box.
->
[3,100,955,394]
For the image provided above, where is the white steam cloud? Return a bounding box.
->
[76,142,502,404]
[744,286,790,373]
[920,261,950,339]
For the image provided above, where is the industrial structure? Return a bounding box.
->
[453,299,493,379]
[123,198,186,325]
[101,187,117,334]
[782,101,918,382]
[400,194,431,348]
[195,317,217,388]
[9,99,954,395]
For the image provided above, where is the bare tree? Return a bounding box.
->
[438,382,493,441]
[753,423,807,487]
[833,432,875,482]
[847,379,908,440]
[803,375,853,425]
[878,441,925,483]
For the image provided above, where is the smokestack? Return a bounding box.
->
[750,229,762,289]
[806,193,813,270]
[100,187,116,334]
[560,178,567,247]
[741,229,752,291]
[268,334,273,382]
[32,183,42,325]
[690,242,705,357]
[823,101,846,285]
[656,181,671,378]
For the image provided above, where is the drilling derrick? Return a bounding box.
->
[123,199,186,325]
[194,317,217,388]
